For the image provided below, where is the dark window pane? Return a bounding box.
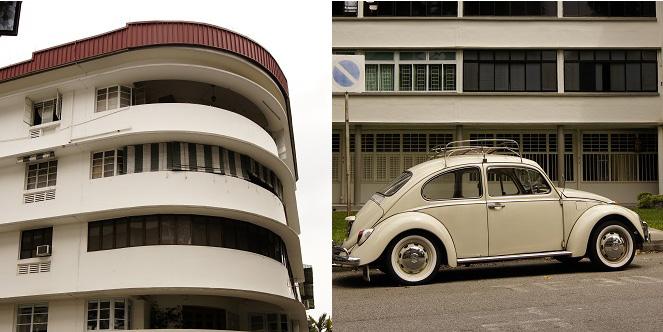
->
[595,50,610,61]
[494,1,509,15]
[223,221,236,249]
[542,63,557,91]
[579,62,596,91]
[88,223,101,251]
[594,63,605,91]
[642,51,657,61]
[627,50,641,61]
[564,62,579,91]
[610,63,626,91]
[115,220,128,248]
[192,217,207,246]
[642,1,656,17]
[495,63,509,91]
[541,50,556,61]
[526,63,542,91]
[427,1,442,16]
[495,51,509,61]
[463,1,480,15]
[464,50,478,61]
[611,50,626,61]
[510,1,526,15]
[479,50,494,61]
[411,1,426,16]
[479,63,495,91]
[394,1,410,16]
[626,63,642,91]
[160,216,176,245]
[463,62,479,91]
[480,1,495,15]
[236,223,249,251]
[208,220,223,247]
[624,1,640,16]
[129,217,144,246]
[526,51,541,61]
[564,51,578,61]
[145,216,159,245]
[176,215,192,245]
[101,222,114,250]
[579,51,594,61]
[510,51,525,61]
[442,1,458,16]
[510,63,526,91]
[642,63,657,91]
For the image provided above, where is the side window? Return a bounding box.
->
[487,167,551,196]
[20,227,53,259]
[422,167,481,200]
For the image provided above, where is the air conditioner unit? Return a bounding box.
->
[36,245,51,257]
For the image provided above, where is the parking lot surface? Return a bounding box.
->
[333,252,663,331]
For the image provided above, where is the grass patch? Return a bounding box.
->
[631,208,663,231]
[332,210,356,244]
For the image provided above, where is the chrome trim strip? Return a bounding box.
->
[457,251,573,264]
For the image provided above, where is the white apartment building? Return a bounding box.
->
[332,1,663,206]
[0,21,310,331]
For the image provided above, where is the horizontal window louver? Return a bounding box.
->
[17,262,51,275]
[23,189,56,204]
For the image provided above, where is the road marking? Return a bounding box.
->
[481,318,572,331]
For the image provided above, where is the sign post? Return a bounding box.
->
[333,55,364,216]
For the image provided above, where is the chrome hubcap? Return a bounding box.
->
[397,243,429,274]
[600,231,627,262]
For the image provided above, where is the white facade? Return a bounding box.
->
[332,1,663,206]
[0,22,308,331]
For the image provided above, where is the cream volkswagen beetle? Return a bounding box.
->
[333,140,650,285]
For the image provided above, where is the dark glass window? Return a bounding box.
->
[464,50,557,92]
[20,227,53,259]
[563,1,655,17]
[87,215,288,265]
[364,1,458,17]
[332,1,358,17]
[464,1,557,16]
[564,50,657,92]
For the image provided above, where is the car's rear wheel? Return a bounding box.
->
[385,233,440,285]
[588,220,635,270]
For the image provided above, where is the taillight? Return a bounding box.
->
[357,228,374,246]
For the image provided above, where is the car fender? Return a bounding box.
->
[349,211,458,267]
[566,204,645,257]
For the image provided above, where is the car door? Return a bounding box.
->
[418,166,488,259]
[485,165,563,256]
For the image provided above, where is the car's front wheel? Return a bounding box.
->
[588,220,635,270]
[385,233,441,285]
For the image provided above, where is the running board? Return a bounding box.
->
[456,251,573,265]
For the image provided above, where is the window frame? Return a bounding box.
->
[86,298,130,331]
[91,150,125,179]
[463,1,558,17]
[19,227,53,260]
[24,159,58,191]
[31,98,60,127]
[562,1,656,18]
[364,50,458,92]
[421,166,484,201]
[16,303,49,332]
[95,85,132,113]
[486,165,555,198]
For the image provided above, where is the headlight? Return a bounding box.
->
[357,228,374,246]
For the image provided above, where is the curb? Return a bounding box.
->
[643,241,663,252]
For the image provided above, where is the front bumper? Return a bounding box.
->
[642,220,650,242]
[332,244,360,268]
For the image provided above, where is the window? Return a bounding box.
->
[20,227,53,260]
[464,50,557,92]
[91,150,125,179]
[87,299,129,330]
[564,50,657,92]
[363,1,458,17]
[422,167,482,200]
[464,1,557,16]
[582,132,657,181]
[25,160,57,190]
[249,313,290,332]
[332,1,358,17]
[16,304,48,332]
[487,167,551,196]
[31,99,60,126]
[87,215,290,266]
[378,171,412,196]
[182,306,227,330]
[563,1,656,17]
[365,51,457,92]
[96,86,131,112]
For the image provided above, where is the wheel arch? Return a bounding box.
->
[566,204,644,257]
[349,211,458,267]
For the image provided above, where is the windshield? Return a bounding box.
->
[378,171,412,197]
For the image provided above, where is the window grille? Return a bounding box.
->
[582,132,657,182]
[366,51,457,92]
[403,134,427,152]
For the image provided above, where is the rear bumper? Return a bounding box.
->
[332,244,360,267]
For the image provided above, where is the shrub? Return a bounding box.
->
[637,192,663,209]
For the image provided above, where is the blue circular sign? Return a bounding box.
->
[333,59,361,87]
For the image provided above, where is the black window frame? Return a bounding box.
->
[363,1,458,17]
[464,1,557,16]
[563,1,656,18]
[19,227,53,259]
[332,1,358,17]
[463,50,558,92]
[564,49,658,92]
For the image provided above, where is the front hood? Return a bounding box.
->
[561,188,614,204]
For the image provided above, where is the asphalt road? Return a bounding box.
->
[333,251,663,331]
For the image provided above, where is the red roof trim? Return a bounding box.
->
[0,21,289,95]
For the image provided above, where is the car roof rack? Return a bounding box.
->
[428,139,522,167]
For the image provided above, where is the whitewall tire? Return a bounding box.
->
[588,221,635,270]
[385,233,441,285]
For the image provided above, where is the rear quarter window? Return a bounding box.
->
[378,171,412,197]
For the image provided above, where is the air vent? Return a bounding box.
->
[29,128,43,139]
[24,189,56,204]
[17,261,51,275]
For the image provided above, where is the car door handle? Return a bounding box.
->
[488,202,505,210]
